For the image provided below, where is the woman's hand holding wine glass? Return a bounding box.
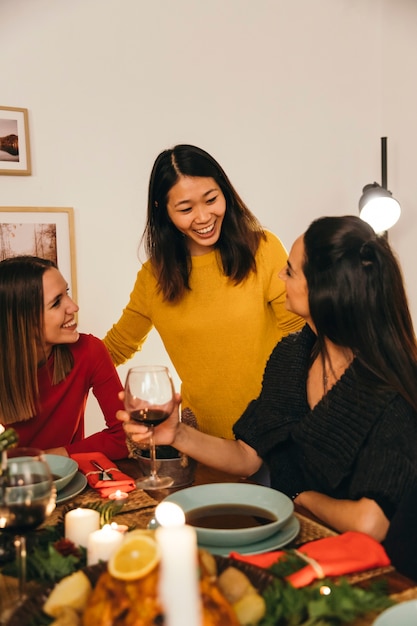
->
[123,366,177,490]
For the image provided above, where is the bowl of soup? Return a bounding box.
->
[45,454,78,492]
[162,483,294,547]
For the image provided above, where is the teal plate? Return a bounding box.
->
[198,514,300,556]
[373,600,417,625]
[163,482,294,547]
[56,471,88,504]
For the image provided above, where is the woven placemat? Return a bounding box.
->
[44,485,159,528]
[294,512,338,544]
[391,586,417,602]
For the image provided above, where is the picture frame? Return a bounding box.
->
[0,106,31,175]
[0,207,77,300]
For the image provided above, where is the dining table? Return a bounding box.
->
[1,457,417,625]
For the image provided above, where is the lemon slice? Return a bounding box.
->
[43,570,92,617]
[108,532,160,581]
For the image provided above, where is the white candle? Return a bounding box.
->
[87,524,124,565]
[64,508,100,548]
[155,502,202,626]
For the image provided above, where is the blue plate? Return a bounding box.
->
[163,482,294,547]
[55,471,87,504]
[373,600,417,625]
[45,454,78,492]
[197,514,300,556]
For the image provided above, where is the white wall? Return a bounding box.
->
[1,0,416,434]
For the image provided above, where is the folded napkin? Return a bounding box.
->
[70,452,136,498]
[230,531,391,588]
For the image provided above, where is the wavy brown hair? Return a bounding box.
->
[303,215,417,412]
[0,256,73,424]
[142,144,266,302]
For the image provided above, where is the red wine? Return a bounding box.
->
[130,408,170,426]
[0,496,50,534]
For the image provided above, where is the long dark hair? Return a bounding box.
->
[303,215,417,411]
[142,144,265,302]
[0,256,73,424]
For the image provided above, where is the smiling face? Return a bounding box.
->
[166,175,226,256]
[42,267,79,357]
[279,235,312,324]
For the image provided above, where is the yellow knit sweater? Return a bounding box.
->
[103,231,303,439]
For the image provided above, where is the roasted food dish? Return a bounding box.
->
[44,536,266,626]
[82,565,240,626]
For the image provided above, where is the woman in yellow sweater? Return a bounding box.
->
[103,144,303,439]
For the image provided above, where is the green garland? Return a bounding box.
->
[257,550,394,625]
[1,500,125,583]
[1,511,396,626]
[259,577,393,625]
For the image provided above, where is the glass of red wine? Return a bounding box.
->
[0,447,56,600]
[124,365,175,490]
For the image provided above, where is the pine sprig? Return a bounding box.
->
[0,500,125,583]
[1,525,86,583]
[268,550,307,577]
[259,577,394,626]
[61,499,125,526]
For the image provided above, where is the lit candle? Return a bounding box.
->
[87,524,124,565]
[155,502,202,626]
[64,508,100,548]
[110,521,129,534]
[108,489,129,501]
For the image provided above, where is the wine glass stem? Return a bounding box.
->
[148,426,158,480]
[14,534,27,599]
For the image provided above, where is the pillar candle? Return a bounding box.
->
[155,502,202,626]
[87,524,124,565]
[64,508,100,548]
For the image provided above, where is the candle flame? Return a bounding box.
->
[155,501,185,527]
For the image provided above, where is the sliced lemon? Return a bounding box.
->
[43,570,92,617]
[108,533,160,581]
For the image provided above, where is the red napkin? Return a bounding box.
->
[230,531,391,588]
[70,452,136,498]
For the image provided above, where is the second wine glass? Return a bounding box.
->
[0,447,56,600]
[124,365,175,489]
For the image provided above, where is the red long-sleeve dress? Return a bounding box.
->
[10,334,128,460]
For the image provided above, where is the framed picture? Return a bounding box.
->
[0,207,77,300]
[0,106,31,175]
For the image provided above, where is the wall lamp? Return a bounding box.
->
[359,137,401,235]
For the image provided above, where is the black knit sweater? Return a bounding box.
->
[233,325,417,519]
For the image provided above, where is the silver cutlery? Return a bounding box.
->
[91,460,114,480]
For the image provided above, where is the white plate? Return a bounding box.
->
[373,600,417,625]
[197,514,300,556]
[55,471,88,504]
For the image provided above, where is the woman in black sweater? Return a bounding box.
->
[121,215,417,542]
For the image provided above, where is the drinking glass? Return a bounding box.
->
[124,366,175,490]
[0,447,56,600]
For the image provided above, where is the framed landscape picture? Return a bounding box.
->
[0,207,77,300]
[0,106,31,175]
